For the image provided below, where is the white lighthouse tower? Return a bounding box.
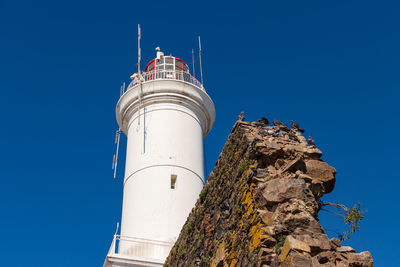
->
[103,47,215,267]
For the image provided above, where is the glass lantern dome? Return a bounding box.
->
[127,50,203,91]
[145,56,190,73]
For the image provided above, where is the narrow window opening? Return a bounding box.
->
[171,174,177,189]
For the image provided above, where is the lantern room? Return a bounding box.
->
[127,49,203,91]
[145,52,190,74]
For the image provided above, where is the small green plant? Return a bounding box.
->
[274,235,287,253]
[199,187,208,203]
[177,242,185,257]
[202,256,210,264]
[238,160,250,174]
[320,201,366,241]
[185,220,193,235]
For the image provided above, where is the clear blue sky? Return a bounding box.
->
[0,0,398,266]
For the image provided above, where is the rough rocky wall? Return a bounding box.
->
[164,119,373,267]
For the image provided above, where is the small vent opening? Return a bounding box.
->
[171,174,177,189]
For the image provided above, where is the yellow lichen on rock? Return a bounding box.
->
[249,225,262,252]
[229,259,238,267]
[278,235,311,262]
[249,224,272,252]
[165,120,373,267]
[226,247,240,267]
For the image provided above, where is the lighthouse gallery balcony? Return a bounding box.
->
[127,55,204,91]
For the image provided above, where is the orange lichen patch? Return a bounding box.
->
[246,169,251,178]
[245,165,255,178]
[249,224,271,252]
[242,184,255,205]
[248,213,257,225]
[242,183,256,218]
[226,248,240,267]
[243,191,252,206]
[279,241,291,262]
[245,203,254,217]
[237,183,257,229]
[229,259,238,267]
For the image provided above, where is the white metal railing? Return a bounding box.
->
[105,234,175,264]
[127,69,204,91]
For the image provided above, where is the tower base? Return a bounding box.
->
[104,254,163,267]
[103,235,174,267]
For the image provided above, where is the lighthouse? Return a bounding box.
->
[103,48,215,267]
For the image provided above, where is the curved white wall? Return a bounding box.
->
[116,80,215,262]
[121,103,205,240]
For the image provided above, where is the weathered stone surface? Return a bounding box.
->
[266,140,281,149]
[282,157,306,173]
[357,251,374,266]
[305,159,336,193]
[284,144,323,158]
[316,250,336,264]
[262,178,311,204]
[278,235,311,262]
[296,233,331,252]
[165,119,373,267]
[336,246,355,253]
[343,251,374,267]
[281,252,312,267]
[257,247,275,266]
[330,238,341,249]
[258,209,274,225]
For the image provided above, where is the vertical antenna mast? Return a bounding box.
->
[138,24,141,74]
[198,36,204,86]
[137,24,143,126]
[192,48,196,78]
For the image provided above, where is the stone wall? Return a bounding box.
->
[164,119,373,267]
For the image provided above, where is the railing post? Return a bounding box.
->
[127,69,204,91]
